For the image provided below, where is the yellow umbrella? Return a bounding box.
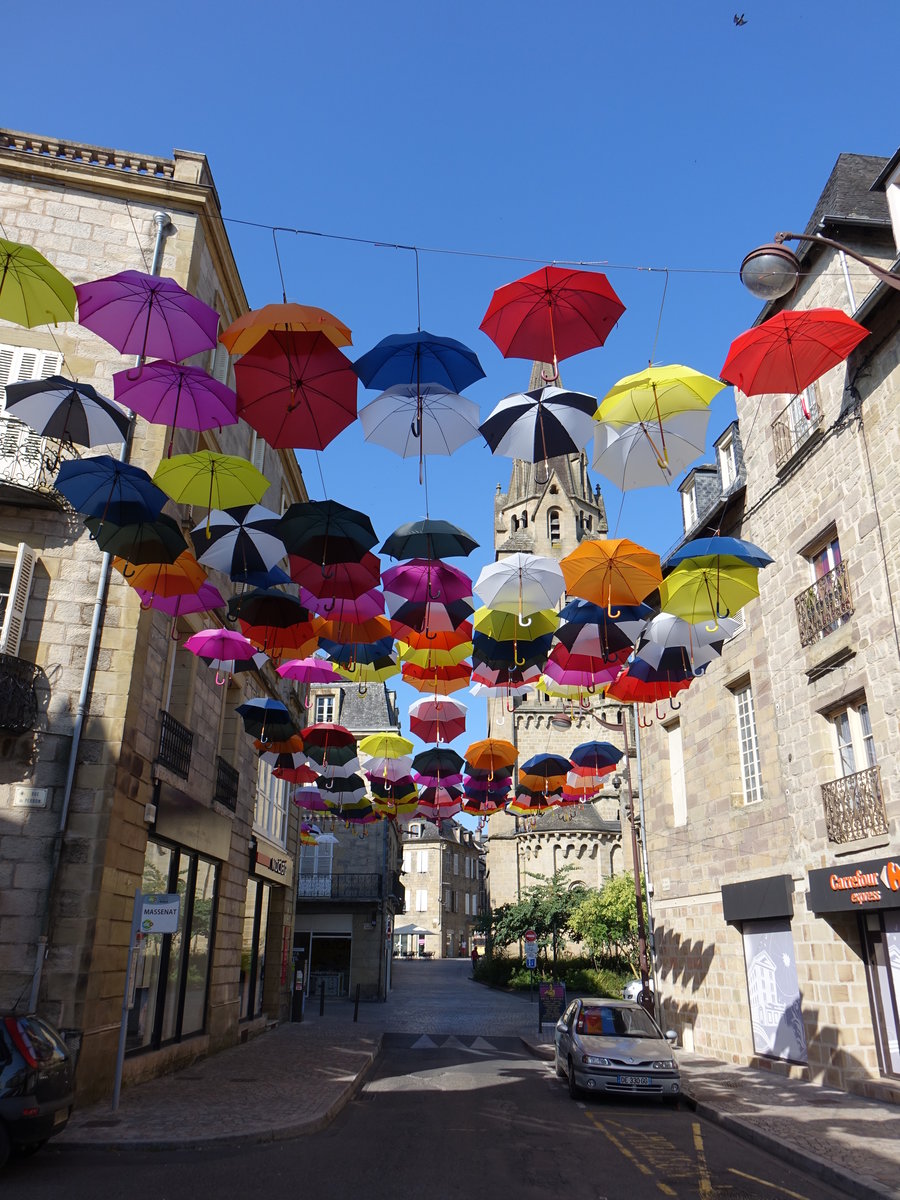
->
[560,539,661,613]
[153,451,269,523]
[659,558,760,625]
[472,607,558,641]
[0,238,76,328]
[336,659,400,685]
[397,640,473,668]
[220,303,352,355]
[358,733,414,759]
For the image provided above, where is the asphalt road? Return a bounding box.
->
[6,1037,853,1200]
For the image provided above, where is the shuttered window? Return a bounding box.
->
[0,542,37,656]
[0,343,64,410]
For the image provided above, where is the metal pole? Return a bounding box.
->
[111,888,142,1111]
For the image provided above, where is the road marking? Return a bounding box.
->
[692,1121,713,1198]
[729,1167,812,1199]
[589,1113,675,1192]
[410,1035,439,1049]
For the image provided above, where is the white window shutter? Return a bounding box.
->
[0,343,64,412]
[0,542,37,656]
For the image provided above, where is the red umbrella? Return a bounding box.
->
[288,552,381,599]
[480,265,625,380]
[234,329,358,450]
[720,308,869,397]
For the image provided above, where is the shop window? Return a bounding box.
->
[862,911,900,1078]
[732,681,763,805]
[240,876,270,1020]
[741,918,807,1064]
[548,508,561,543]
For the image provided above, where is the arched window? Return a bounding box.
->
[548,508,561,543]
[511,515,519,532]
[521,510,528,529]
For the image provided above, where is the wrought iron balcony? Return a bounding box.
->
[0,414,78,500]
[822,765,887,844]
[0,652,39,734]
[157,710,193,780]
[297,872,383,901]
[795,562,853,648]
[214,756,239,811]
[772,391,823,469]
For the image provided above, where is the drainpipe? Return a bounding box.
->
[29,212,173,1013]
[633,708,661,1018]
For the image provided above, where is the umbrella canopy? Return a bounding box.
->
[360,383,481,458]
[381,519,478,561]
[398,640,472,669]
[560,539,662,609]
[478,386,597,462]
[720,308,869,396]
[288,553,381,599]
[595,364,724,426]
[386,596,474,640]
[363,755,414,782]
[474,553,565,619]
[114,550,207,597]
[154,451,269,514]
[408,696,467,744]
[382,559,473,604]
[591,408,711,491]
[604,656,695,704]
[569,741,622,775]
[634,611,742,671]
[398,623,473,653]
[276,657,343,685]
[354,330,485,393]
[112,361,237,438]
[220,302,352,354]
[134,581,225,617]
[55,455,167,524]
[231,587,311,630]
[235,699,296,742]
[411,747,464,779]
[335,657,400,685]
[184,627,259,664]
[85,509,186,567]
[234,329,358,450]
[472,632,554,670]
[279,499,378,561]
[554,618,636,661]
[358,733,414,760]
[465,738,518,773]
[190,505,286,578]
[659,559,760,623]
[5,375,130,447]
[298,586,384,623]
[0,238,76,327]
[472,607,558,641]
[479,265,625,373]
[520,753,573,779]
[401,662,471,695]
[558,598,653,644]
[666,536,774,570]
[75,270,220,361]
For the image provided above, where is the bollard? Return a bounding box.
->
[319,980,325,1016]
[354,982,360,1022]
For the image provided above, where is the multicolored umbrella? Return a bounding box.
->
[666,536,774,570]
[220,302,352,355]
[634,612,741,670]
[288,553,381,600]
[720,308,869,397]
[134,580,225,618]
[0,237,76,327]
[474,553,565,622]
[5,376,130,447]
[408,696,467,744]
[401,662,471,695]
[190,505,286,579]
[75,269,220,361]
[479,386,598,462]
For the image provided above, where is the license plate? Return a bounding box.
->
[617,1075,651,1086]
[53,1108,68,1126]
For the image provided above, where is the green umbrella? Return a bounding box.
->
[0,238,77,328]
[153,451,269,532]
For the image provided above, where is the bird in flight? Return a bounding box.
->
[734,12,748,23]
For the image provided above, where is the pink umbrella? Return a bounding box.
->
[277,656,343,684]
[75,270,220,362]
[298,586,385,622]
[113,361,238,451]
[382,558,473,605]
[134,581,226,617]
[408,695,467,744]
[292,788,331,811]
[184,628,258,661]
[413,771,464,788]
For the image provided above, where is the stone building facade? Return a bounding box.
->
[639,149,900,1100]
[398,818,484,959]
[0,128,308,1101]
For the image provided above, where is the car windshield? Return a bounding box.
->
[577,1005,661,1039]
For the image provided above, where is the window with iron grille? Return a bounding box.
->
[733,683,763,805]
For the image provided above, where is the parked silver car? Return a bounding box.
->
[622,978,654,1003]
[554,997,680,1104]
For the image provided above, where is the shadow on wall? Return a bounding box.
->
[653,922,716,992]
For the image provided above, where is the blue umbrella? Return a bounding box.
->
[55,455,167,525]
[354,331,485,394]
[235,698,295,741]
[569,741,623,773]
[666,536,774,570]
[319,635,395,666]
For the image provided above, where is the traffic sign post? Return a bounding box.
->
[524,929,538,1002]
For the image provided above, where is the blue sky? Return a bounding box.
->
[4,0,898,768]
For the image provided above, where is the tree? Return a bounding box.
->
[484,865,587,967]
[570,873,643,973]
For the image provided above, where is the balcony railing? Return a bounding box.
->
[0,414,78,498]
[772,392,823,469]
[214,756,239,811]
[0,652,40,734]
[157,710,193,780]
[795,562,853,648]
[297,872,383,901]
[822,765,887,844]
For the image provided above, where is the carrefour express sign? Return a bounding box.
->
[807,857,900,914]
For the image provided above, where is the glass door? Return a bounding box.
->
[863,912,900,1077]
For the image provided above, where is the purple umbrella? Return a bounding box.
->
[113,361,237,453]
[75,270,220,362]
[382,558,473,604]
[134,581,226,617]
[298,586,385,623]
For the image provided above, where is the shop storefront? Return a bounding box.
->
[808,854,900,1079]
[242,835,293,1021]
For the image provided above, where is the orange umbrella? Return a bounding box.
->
[254,734,305,755]
[465,738,518,773]
[314,615,393,645]
[399,622,473,652]
[401,662,471,695]
[115,550,207,597]
[220,302,352,355]
[560,538,661,612]
[518,771,567,793]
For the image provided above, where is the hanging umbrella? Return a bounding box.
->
[381,519,478,561]
[411,747,464,779]
[288,553,381,599]
[474,554,565,621]
[114,550,207,597]
[560,539,662,611]
[279,499,378,562]
[234,329,358,450]
[382,558,473,605]
[314,615,394,646]
[322,636,395,667]
[478,386,597,462]
[276,657,343,685]
[472,631,554,670]
[554,618,636,661]
[401,662,471,695]
[542,646,625,690]
[398,639,472,669]
[233,564,293,589]
[276,763,319,785]
[569,741,623,776]
[298,586,384,623]
[55,455,167,525]
[85,509,187,567]
[472,607,558,642]
[4,376,130,447]
[720,308,869,397]
[354,330,485,393]
[634,611,742,670]
[335,657,400,685]
[386,596,474,640]
[134,580,225,618]
[666,536,774,570]
[75,269,220,362]
[202,649,269,681]
[363,755,414,782]
[408,696,467,744]
[465,738,518,774]
[604,656,695,705]
[220,302,352,354]
[0,237,77,327]
[184,627,260,663]
[558,597,653,645]
[659,558,760,624]
[302,722,357,753]
[396,623,473,654]
[153,450,269,517]
[112,361,238,449]
[190,505,286,578]
[591,408,711,491]
[358,733,414,760]
[360,384,481,458]
[230,588,311,629]
[235,699,297,743]
[479,266,625,381]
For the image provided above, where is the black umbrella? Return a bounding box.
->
[279,499,378,563]
[381,519,479,560]
[478,386,597,462]
[84,508,187,566]
[190,505,286,579]
[4,375,131,447]
[411,747,464,778]
[235,698,297,742]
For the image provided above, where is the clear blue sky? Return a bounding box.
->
[4,0,898,766]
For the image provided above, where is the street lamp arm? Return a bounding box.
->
[775,231,900,292]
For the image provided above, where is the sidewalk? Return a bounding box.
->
[58,963,900,1200]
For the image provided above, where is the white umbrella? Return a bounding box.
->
[478,386,597,462]
[190,504,286,578]
[408,696,468,721]
[359,383,481,457]
[634,612,741,669]
[591,408,710,492]
[474,553,565,622]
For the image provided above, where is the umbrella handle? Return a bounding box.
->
[586,683,596,694]
[518,612,532,628]
[607,604,621,619]
[121,562,135,580]
[581,695,591,710]
[321,563,334,579]
[358,684,368,697]
[140,595,153,612]
[215,670,229,687]
[410,414,421,440]
[506,697,515,713]
[656,702,666,722]
[669,696,682,710]
[170,620,181,642]
[428,583,441,600]
[425,629,437,641]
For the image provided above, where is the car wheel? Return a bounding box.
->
[0,1122,10,1171]
[567,1058,581,1100]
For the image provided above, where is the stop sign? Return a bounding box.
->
[525,929,537,943]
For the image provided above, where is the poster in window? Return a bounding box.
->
[742,918,807,1063]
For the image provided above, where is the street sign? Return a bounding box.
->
[524,929,537,943]
[525,954,537,969]
[140,893,180,934]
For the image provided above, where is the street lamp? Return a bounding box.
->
[740,232,900,301]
